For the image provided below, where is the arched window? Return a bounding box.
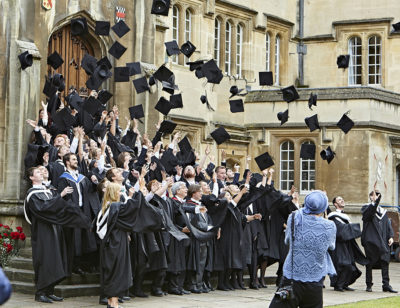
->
[300,141,316,193]
[184,9,192,65]
[172,6,180,64]
[368,35,382,85]
[348,36,362,85]
[266,33,271,71]
[280,141,294,191]
[236,24,243,77]
[214,19,221,67]
[275,35,280,85]
[225,21,232,75]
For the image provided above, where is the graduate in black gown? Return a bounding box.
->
[96,182,165,308]
[24,167,91,304]
[361,189,397,293]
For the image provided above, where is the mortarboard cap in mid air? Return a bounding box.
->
[121,130,138,150]
[71,17,88,36]
[337,113,354,134]
[95,21,110,36]
[160,149,179,173]
[82,110,95,134]
[337,55,350,69]
[86,64,111,90]
[151,0,171,16]
[200,94,215,111]
[132,76,150,94]
[282,85,300,103]
[201,59,223,84]
[305,114,320,132]
[53,107,75,131]
[170,93,183,109]
[308,93,317,110]
[229,99,244,113]
[277,109,289,125]
[155,96,172,115]
[300,143,316,160]
[259,71,273,86]
[97,89,113,104]
[129,105,145,120]
[210,126,231,145]
[393,22,400,32]
[181,41,196,58]
[254,152,274,170]
[148,75,156,86]
[81,54,98,75]
[229,85,244,98]
[108,41,127,59]
[43,76,58,97]
[178,136,192,153]
[97,56,112,70]
[114,67,130,82]
[165,41,181,57]
[153,65,174,82]
[68,93,83,110]
[47,51,64,70]
[51,73,65,91]
[320,146,335,164]
[162,80,178,95]
[83,96,103,116]
[126,62,141,76]
[18,51,33,70]
[112,20,130,38]
[159,120,177,134]
[187,60,204,71]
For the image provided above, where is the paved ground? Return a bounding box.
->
[4,262,400,307]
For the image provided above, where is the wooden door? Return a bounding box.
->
[47,25,94,93]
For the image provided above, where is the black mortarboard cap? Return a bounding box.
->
[259,71,273,86]
[155,97,172,115]
[195,67,204,79]
[129,105,145,120]
[18,51,33,70]
[282,85,300,103]
[83,96,103,116]
[71,17,88,36]
[159,120,177,134]
[148,75,156,86]
[255,152,274,170]
[337,55,350,69]
[68,93,83,110]
[178,136,192,153]
[95,21,110,36]
[229,85,244,98]
[181,41,196,58]
[97,89,113,104]
[36,145,49,166]
[300,144,316,160]
[86,75,102,90]
[132,76,150,94]
[320,146,335,164]
[337,113,354,134]
[170,93,183,108]
[187,60,204,71]
[53,107,75,131]
[393,22,400,32]
[112,20,130,38]
[165,41,181,56]
[97,56,112,70]
[277,109,289,125]
[51,73,65,91]
[121,130,138,149]
[162,80,178,95]
[108,41,127,59]
[43,76,58,97]
[229,99,244,113]
[308,93,317,110]
[202,59,223,84]
[47,51,64,70]
[151,0,171,16]
[200,94,215,111]
[305,114,320,132]
[114,67,130,82]
[81,54,98,75]
[126,62,141,76]
[154,65,174,82]
[210,126,230,145]
[82,110,95,134]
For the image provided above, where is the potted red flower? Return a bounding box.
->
[0,223,26,267]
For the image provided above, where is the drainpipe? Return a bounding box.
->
[298,0,306,86]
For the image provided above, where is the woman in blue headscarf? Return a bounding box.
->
[269,190,337,308]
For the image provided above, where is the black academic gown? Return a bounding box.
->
[24,187,91,291]
[46,160,65,187]
[361,202,394,266]
[98,193,165,298]
[328,211,368,287]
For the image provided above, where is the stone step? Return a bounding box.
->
[8,257,33,271]
[18,247,32,259]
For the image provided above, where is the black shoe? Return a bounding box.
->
[99,297,108,305]
[189,287,202,294]
[168,289,183,295]
[35,294,53,303]
[201,286,210,293]
[383,285,398,293]
[334,287,344,292]
[249,283,259,290]
[258,278,267,288]
[151,289,164,297]
[343,286,355,291]
[230,278,240,290]
[118,297,124,303]
[217,285,230,291]
[205,281,214,291]
[121,296,131,301]
[46,294,63,301]
[134,291,149,298]
[366,286,372,292]
[181,289,191,295]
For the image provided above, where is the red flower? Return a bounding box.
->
[19,233,26,241]
[6,244,13,253]
[2,242,6,247]
[0,234,2,239]
[0,223,3,227]
[16,226,23,232]
[11,232,19,240]
[3,233,8,237]
[4,225,9,229]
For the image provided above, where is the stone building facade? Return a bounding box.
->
[1,0,400,228]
